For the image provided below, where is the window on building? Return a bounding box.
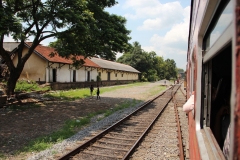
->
[115,73,117,77]
[107,72,111,81]
[73,70,76,82]
[122,74,123,77]
[52,68,57,82]
[87,71,90,82]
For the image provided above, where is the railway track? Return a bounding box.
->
[130,83,189,160]
[58,84,183,160]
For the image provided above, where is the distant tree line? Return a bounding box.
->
[117,42,178,82]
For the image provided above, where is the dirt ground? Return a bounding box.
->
[0,96,124,157]
[0,82,169,159]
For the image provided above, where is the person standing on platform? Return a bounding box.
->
[90,85,94,98]
[96,85,100,100]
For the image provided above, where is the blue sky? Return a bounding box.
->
[4,0,190,70]
[105,0,191,69]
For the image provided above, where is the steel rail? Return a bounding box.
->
[122,84,181,159]
[173,86,185,160]
[58,87,172,160]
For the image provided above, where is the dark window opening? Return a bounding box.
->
[87,71,90,82]
[52,69,57,82]
[73,70,76,82]
[202,44,231,149]
[210,44,231,149]
[107,72,110,81]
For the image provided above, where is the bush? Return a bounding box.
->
[15,80,50,92]
[96,75,101,82]
[141,77,148,82]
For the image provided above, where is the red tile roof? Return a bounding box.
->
[25,43,99,68]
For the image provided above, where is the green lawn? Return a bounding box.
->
[44,82,151,100]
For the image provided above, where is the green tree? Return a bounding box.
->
[0,0,131,95]
[164,59,177,80]
[177,68,185,79]
[117,42,150,80]
[117,41,170,82]
[156,56,166,79]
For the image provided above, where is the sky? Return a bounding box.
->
[4,0,191,70]
[105,0,191,69]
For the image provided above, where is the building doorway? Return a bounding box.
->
[107,72,111,81]
[52,69,57,82]
[87,71,90,82]
[73,70,76,82]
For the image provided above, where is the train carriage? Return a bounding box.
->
[186,0,240,159]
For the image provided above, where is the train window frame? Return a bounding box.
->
[202,0,233,128]
[199,0,233,157]
[203,0,232,51]
[203,23,232,63]
[201,43,232,159]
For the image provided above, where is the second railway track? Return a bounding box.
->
[58,84,185,160]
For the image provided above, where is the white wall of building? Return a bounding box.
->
[91,69,98,81]
[77,67,86,82]
[56,65,70,82]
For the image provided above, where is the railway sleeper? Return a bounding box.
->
[104,135,138,141]
[80,151,122,159]
[97,139,133,146]
[109,131,141,137]
[91,144,130,151]
[114,128,142,133]
[84,147,126,156]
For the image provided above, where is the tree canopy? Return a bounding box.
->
[117,42,178,81]
[0,0,131,95]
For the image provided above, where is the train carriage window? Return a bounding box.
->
[203,0,232,51]
[201,0,232,151]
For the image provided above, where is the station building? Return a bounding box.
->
[2,42,140,89]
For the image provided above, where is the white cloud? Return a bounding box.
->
[124,0,185,30]
[120,1,190,69]
[140,5,190,69]
[138,18,163,30]
[149,7,189,50]
[123,0,160,9]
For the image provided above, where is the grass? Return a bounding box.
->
[44,82,151,101]
[148,85,167,96]
[0,153,5,159]
[21,113,94,153]
[44,88,90,101]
